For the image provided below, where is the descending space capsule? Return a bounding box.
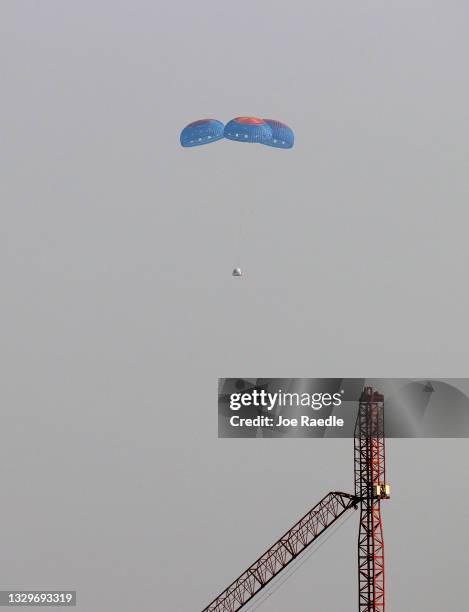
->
[180,115,295,276]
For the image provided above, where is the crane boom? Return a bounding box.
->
[201,491,358,612]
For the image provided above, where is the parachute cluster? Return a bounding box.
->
[180,117,294,149]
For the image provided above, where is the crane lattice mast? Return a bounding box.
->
[355,387,390,611]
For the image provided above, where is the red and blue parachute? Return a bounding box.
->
[180,116,294,149]
[262,119,295,149]
[224,117,272,144]
[180,119,225,147]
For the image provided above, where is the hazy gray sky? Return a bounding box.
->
[2,1,469,610]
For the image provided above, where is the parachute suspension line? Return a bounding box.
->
[238,191,244,263]
[236,177,256,270]
[235,182,246,271]
[249,507,356,612]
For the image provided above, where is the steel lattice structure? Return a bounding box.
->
[355,387,389,611]
[202,492,357,612]
[201,386,390,611]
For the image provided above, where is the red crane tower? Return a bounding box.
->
[201,386,390,611]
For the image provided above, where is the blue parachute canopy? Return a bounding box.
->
[262,119,294,149]
[180,119,225,147]
[224,117,272,144]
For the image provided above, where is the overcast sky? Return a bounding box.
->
[2,1,469,610]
